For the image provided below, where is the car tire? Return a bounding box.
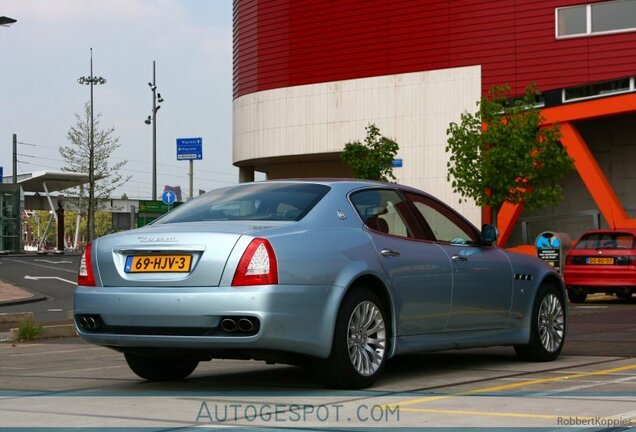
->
[124,353,199,381]
[566,287,587,303]
[515,283,566,362]
[321,287,389,389]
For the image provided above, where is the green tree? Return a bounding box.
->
[446,84,573,222]
[24,210,56,245]
[340,123,399,182]
[62,211,113,242]
[94,211,113,237]
[59,102,130,241]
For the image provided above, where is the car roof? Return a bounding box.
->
[270,178,389,186]
[266,178,424,192]
[240,177,404,192]
[578,228,636,236]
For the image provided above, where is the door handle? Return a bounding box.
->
[451,255,468,262]
[381,248,400,257]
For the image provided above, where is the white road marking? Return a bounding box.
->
[8,347,104,357]
[24,275,76,285]
[529,375,636,397]
[46,309,63,312]
[34,259,73,264]
[3,258,76,274]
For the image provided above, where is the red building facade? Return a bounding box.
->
[234,0,636,98]
[233,0,636,245]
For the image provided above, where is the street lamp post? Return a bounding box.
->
[145,60,163,201]
[0,16,17,27]
[2,16,17,184]
[77,48,106,242]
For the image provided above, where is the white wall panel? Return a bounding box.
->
[233,65,482,225]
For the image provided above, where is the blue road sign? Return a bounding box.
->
[0,166,3,183]
[177,137,203,160]
[162,190,177,205]
[391,158,403,168]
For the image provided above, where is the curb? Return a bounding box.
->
[3,324,77,343]
[0,312,34,324]
[0,295,47,307]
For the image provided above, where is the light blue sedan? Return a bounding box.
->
[74,180,566,388]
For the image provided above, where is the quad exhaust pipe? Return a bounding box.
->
[220,318,238,332]
[77,315,101,331]
[220,316,258,333]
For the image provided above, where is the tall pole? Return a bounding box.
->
[89,49,95,241]
[77,48,106,242]
[189,160,193,200]
[146,61,162,201]
[12,134,17,184]
[152,61,157,201]
[88,48,95,241]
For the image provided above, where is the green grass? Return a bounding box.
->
[14,318,44,342]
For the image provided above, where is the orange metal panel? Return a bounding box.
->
[497,201,523,247]
[560,122,636,228]
[497,93,636,247]
[542,93,636,125]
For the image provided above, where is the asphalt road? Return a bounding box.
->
[0,254,80,322]
[0,254,635,357]
[0,254,634,428]
[0,339,634,428]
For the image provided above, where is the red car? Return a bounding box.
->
[564,229,636,303]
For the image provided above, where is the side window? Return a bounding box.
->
[350,189,414,238]
[405,193,479,244]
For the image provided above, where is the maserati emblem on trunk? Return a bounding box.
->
[138,236,178,243]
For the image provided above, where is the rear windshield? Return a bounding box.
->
[156,183,330,224]
[574,233,635,250]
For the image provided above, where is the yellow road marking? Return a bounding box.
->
[387,363,636,409]
[400,407,616,421]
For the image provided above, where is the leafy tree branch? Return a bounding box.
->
[341,123,399,182]
[446,84,574,221]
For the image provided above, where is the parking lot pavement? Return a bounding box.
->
[0,338,634,429]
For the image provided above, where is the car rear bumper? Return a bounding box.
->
[564,266,636,288]
[74,284,345,358]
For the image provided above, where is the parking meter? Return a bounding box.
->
[535,231,572,272]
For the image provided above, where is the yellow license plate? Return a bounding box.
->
[125,255,192,273]
[587,257,614,265]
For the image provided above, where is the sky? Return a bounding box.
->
[0,0,240,200]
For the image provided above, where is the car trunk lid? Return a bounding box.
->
[93,222,283,287]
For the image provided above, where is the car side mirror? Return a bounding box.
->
[481,224,499,245]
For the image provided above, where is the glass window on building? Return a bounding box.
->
[557,5,587,37]
[592,0,636,32]
[563,78,632,102]
[556,0,636,38]
[0,186,21,253]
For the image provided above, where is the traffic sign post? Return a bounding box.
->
[177,137,203,200]
[162,190,176,206]
[176,138,202,160]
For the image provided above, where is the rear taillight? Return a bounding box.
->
[232,238,278,286]
[77,242,96,286]
[617,255,636,266]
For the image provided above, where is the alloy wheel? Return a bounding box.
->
[538,293,565,353]
[347,301,386,376]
